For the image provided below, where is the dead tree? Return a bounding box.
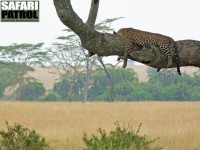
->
[53,0,200,71]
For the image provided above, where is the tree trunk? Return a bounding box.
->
[97,56,114,102]
[67,81,73,102]
[82,59,91,102]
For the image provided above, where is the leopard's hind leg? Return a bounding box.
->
[167,56,173,67]
[161,46,172,67]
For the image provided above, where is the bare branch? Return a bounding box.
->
[86,0,100,28]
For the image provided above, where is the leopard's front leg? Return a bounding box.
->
[122,40,132,68]
[117,50,129,68]
[123,51,129,68]
[117,56,123,61]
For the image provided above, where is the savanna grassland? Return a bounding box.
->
[0,102,200,150]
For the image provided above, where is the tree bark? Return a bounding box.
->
[53,0,200,70]
[127,40,200,69]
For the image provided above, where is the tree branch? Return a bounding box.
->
[53,0,88,36]
[86,0,100,28]
[53,0,200,70]
[127,40,200,69]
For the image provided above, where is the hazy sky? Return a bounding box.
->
[0,0,200,46]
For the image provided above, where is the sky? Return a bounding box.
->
[0,0,200,54]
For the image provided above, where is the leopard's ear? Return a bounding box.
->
[113,31,117,34]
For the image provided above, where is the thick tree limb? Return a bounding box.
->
[127,40,200,69]
[53,0,200,70]
[53,0,88,37]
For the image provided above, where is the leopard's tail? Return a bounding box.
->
[173,42,181,76]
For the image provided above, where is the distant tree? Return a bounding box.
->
[0,61,34,98]
[89,68,138,101]
[39,91,60,101]
[97,57,114,101]
[147,68,182,86]
[53,79,68,100]
[52,66,200,101]
[95,17,122,102]
[0,43,47,99]
[53,73,92,101]
[147,68,200,100]
[190,70,200,86]
[47,33,97,102]
[48,18,121,102]
[0,62,22,97]
[16,82,46,101]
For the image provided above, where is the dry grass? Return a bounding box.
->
[0,102,200,150]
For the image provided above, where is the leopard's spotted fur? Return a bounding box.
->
[115,28,181,75]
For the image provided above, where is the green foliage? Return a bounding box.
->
[51,68,200,101]
[39,91,60,101]
[0,43,46,66]
[0,86,3,98]
[0,43,47,100]
[0,121,51,150]
[95,17,123,32]
[114,83,153,101]
[148,69,182,86]
[0,61,30,97]
[16,82,46,101]
[53,75,84,101]
[146,68,200,101]
[88,68,138,101]
[83,122,161,150]
[53,79,69,100]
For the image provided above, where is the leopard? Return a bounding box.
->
[114,27,181,75]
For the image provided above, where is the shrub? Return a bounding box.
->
[83,122,161,150]
[0,121,51,150]
[39,91,60,101]
[16,82,46,101]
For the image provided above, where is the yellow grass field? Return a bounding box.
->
[0,102,200,150]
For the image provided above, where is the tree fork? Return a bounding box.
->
[54,0,200,70]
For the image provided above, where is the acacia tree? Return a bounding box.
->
[49,18,121,102]
[58,30,99,102]
[0,43,47,99]
[47,33,97,102]
[53,0,200,71]
[0,62,29,98]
